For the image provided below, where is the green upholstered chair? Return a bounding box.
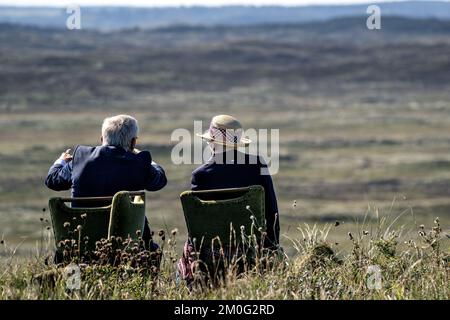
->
[180,185,266,264]
[48,191,146,255]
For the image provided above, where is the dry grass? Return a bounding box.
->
[0,215,448,300]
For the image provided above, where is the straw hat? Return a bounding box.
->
[197,115,251,147]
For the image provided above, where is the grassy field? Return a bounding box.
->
[0,217,448,299]
[1,87,449,256]
[0,17,449,298]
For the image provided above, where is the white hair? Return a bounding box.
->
[101,115,139,151]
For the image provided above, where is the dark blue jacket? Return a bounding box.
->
[45,145,167,247]
[191,150,280,247]
[45,145,167,197]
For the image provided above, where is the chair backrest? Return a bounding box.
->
[108,192,146,240]
[49,191,146,254]
[180,185,265,251]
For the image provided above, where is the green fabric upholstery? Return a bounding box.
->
[108,192,146,240]
[48,191,146,255]
[180,185,265,252]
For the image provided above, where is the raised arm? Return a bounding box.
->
[45,149,73,191]
[144,160,168,191]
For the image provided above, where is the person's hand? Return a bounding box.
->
[59,149,73,163]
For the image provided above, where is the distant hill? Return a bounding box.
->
[1,16,449,50]
[0,1,450,30]
[1,15,449,111]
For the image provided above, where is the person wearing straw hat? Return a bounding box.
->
[196,114,252,150]
[177,115,280,284]
[193,115,279,245]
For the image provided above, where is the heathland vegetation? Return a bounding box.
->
[0,11,449,299]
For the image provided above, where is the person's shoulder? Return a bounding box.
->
[74,145,96,152]
[192,164,206,176]
[73,145,96,158]
[134,150,152,162]
[192,162,213,177]
[242,152,267,166]
[69,145,97,167]
[257,154,268,166]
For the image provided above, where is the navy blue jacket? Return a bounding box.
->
[45,145,167,247]
[191,150,280,247]
[46,145,167,197]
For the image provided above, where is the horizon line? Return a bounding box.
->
[2,0,449,9]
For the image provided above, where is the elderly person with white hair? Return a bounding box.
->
[45,114,167,252]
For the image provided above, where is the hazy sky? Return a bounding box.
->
[0,0,438,7]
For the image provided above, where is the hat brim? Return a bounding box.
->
[196,132,251,147]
